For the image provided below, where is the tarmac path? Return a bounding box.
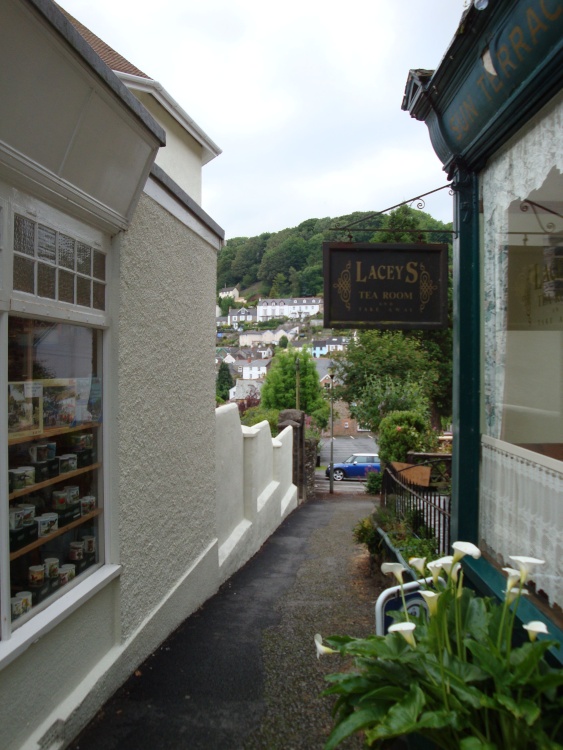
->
[69,491,384,750]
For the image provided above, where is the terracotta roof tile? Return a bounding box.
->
[56,4,151,79]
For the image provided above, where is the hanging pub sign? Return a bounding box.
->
[323,242,448,330]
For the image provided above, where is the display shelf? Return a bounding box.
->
[8,422,101,446]
[9,463,102,501]
[9,508,102,561]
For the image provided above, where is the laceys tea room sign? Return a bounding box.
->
[323,242,448,330]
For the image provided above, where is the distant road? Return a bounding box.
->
[316,435,380,495]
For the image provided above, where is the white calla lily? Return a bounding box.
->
[523,620,549,642]
[506,587,528,605]
[435,555,455,576]
[314,633,337,659]
[502,567,522,592]
[409,557,427,575]
[508,556,545,584]
[426,560,442,586]
[389,621,416,647]
[420,590,440,616]
[452,541,481,564]
[381,562,406,584]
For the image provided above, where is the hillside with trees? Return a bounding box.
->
[217,206,453,299]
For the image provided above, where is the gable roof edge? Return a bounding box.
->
[118,72,222,165]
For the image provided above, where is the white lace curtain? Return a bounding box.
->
[481,437,563,608]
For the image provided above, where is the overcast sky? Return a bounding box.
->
[64,1,467,239]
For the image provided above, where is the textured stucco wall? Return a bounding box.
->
[1,583,118,750]
[115,191,217,639]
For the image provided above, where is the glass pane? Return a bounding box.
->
[7,317,103,629]
[93,250,106,281]
[58,234,75,270]
[37,263,56,299]
[93,281,105,311]
[13,255,35,294]
[14,215,35,256]
[37,225,56,264]
[76,276,91,307]
[77,243,91,275]
[58,269,74,304]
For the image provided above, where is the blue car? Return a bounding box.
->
[325,453,380,481]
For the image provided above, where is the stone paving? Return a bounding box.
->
[69,491,384,750]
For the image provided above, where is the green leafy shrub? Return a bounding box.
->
[365,470,383,495]
[377,410,436,464]
[317,546,563,750]
[240,406,279,436]
[352,516,380,556]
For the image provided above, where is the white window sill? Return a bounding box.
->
[0,565,121,671]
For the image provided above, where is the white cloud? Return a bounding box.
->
[62,0,464,238]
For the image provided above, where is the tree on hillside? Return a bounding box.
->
[219,295,236,317]
[258,237,308,288]
[369,205,454,422]
[230,233,271,288]
[332,330,440,429]
[216,361,234,402]
[216,243,237,290]
[261,347,329,427]
[269,272,288,298]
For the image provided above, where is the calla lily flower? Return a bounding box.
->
[450,562,462,583]
[314,633,337,659]
[381,562,406,584]
[409,557,427,576]
[427,560,442,586]
[503,567,522,592]
[389,621,416,647]
[452,541,481,564]
[523,620,549,642]
[435,556,455,576]
[506,587,528,605]
[508,556,545,584]
[420,590,440,616]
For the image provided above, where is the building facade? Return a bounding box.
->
[404,0,563,645]
[0,3,295,748]
[256,297,323,322]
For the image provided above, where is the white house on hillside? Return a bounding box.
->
[243,359,271,380]
[256,297,323,322]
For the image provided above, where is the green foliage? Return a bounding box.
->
[261,347,328,421]
[354,373,431,434]
[332,330,439,429]
[378,411,436,464]
[216,361,234,402]
[372,499,439,564]
[320,547,563,750]
[365,471,383,495]
[278,335,289,349]
[239,406,279,436]
[218,295,236,317]
[353,516,380,555]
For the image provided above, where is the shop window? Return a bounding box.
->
[484,166,563,461]
[13,215,106,311]
[7,316,103,629]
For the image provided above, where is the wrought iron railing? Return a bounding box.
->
[382,462,451,556]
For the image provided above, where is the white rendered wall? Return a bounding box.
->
[0,196,297,750]
[215,404,297,584]
[135,92,203,203]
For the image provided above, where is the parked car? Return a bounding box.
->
[325,453,381,481]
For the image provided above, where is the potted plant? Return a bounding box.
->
[315,543,563,749]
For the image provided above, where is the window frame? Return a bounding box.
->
[0,186,115,660]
